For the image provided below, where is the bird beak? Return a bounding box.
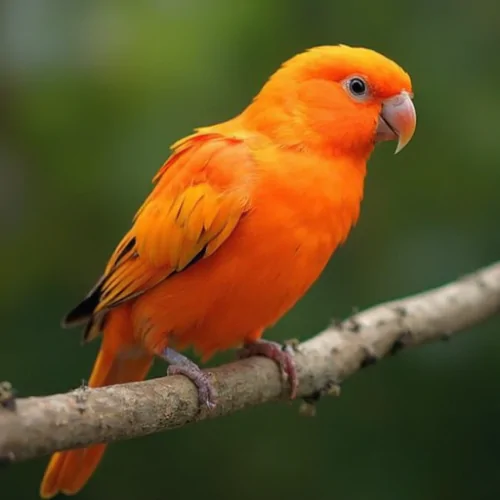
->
[375,91,416,154]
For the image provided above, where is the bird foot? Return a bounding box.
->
[238,339,298,399]
[162,348,217,410]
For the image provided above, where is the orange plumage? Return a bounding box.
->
[40,45,416,498]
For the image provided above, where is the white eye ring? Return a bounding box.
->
[344,76,370,100]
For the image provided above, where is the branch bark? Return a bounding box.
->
[1,262,500,463]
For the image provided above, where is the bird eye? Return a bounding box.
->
[346,77,368,98]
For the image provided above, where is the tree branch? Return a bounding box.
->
[1,262,500,463]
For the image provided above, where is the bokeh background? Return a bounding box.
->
[2,1,500,499]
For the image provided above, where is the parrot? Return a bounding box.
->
[40,44,416,498]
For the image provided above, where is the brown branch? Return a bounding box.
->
[1,262,500,463]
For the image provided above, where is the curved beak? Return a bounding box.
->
[376,91,416,154]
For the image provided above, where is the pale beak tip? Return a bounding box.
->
[394,139,406,155]
[377,91,416,155]
[394,127,415,154]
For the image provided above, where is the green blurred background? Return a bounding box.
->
[2,1,500,499]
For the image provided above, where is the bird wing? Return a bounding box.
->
[64,132,254,338]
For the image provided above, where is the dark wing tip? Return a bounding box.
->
[61,284,102,328]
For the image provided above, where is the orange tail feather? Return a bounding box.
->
[40,311,153,498]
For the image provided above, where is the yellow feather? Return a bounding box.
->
[184,198,206,242]
[206,214,240,256]
[165,222,185,269]
[177,186,205,227]
[202,194,221,230]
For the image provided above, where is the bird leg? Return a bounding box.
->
[238,339,298,399]
[161,347,216,410]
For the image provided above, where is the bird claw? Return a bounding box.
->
[238,339,298,399]
[162,348,217,410]
[167,365,217,410]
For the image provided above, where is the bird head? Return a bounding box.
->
[244,45,416,158]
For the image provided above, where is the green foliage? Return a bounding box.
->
[2,1,500,499]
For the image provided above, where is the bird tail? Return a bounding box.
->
[40,309,153,498]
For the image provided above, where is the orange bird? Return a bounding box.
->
[40,45,416,497]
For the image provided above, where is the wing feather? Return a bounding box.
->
[76,133,253,326]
